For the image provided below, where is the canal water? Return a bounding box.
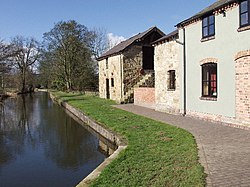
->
[0,92,106,187]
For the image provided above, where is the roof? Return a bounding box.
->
[152,30,178,45]
[97,26,165,60]
[177,0,237,27]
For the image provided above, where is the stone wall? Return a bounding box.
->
[123,45,143,95]
[154,40,180,114]
[235,50,250,124]
[99,45,144,103]
[99,59,107,99]
[134,88,155,109]
[99,55,123,103]
[99,44,156,103]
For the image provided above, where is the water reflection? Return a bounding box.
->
[0,92,106,187]
[0,96,30,167]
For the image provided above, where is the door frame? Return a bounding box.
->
[106,79,110,99]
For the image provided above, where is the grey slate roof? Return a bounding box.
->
[98,26,165,60]
[152,30,178,45]
[177,0,237,26]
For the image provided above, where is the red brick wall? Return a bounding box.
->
[235,50,250,123]
[134,88,155,109]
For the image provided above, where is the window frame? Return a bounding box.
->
[201,63,217,98]
[168,70,176,90]
[240,0,250,27]
[202,14,215,38]
[111,78,114,87]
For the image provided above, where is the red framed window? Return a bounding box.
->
[202,63,217,97]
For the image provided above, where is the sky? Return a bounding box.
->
[0,0,215,43]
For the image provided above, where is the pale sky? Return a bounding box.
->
[0,0,215,42]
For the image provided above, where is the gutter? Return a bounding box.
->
[183,27,187,116]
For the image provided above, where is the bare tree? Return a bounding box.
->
[0,40,21,92]
[11,36,40,93]
[0,40,20,61]
[89,27,108,59]
[107,33,125,50]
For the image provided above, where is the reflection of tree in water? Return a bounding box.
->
[17,95,37,147]
[0,94,36,168]
[0,92,104,176]
[41,110,100,169]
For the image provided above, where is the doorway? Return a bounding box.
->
[106,79,110,99]
[143,46,154,70]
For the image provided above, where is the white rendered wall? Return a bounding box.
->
[179,5,250,118]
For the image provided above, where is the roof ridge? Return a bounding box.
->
[97,26,164,60]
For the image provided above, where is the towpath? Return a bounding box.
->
[115,104,250,187]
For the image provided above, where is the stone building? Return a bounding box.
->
[98,27,165,103]
[153,30,181,114]
[175,0,250,128]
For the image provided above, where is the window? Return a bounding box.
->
[168,70,176,90]
[106,58,108,69]
[240,0,250,27]
[202,15,215,38]
[111,78,114,87]
[202,63,217,97]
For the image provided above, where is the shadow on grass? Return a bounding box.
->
[61,98,85,102]
[58,94,83,98]
[55,93,97,103]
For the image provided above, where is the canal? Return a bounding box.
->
[0,92,106,187]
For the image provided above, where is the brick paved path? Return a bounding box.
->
[115,104,250,187]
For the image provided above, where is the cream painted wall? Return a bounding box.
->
[179,5,250,118]
[99,55,124,102]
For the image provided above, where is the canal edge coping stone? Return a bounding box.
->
[49,93,127,187]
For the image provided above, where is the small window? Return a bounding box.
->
[202,15,215,38]
[111,78,114,87]
[240,0,250,27]
[106,58,108,69]
[168,70,176,90]
[202,63,217,97]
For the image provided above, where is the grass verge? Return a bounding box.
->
[52,91,205,187]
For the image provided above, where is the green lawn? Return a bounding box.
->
[52,91,205,187]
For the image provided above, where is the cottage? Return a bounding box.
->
[98,27,165,103]
[174,0,250,127]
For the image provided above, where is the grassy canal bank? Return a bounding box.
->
[52,91,205,187]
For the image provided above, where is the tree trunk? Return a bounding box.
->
[66,79,72,91]
[21,68,26,93]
